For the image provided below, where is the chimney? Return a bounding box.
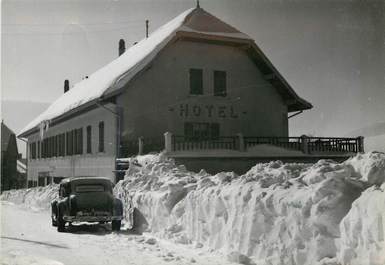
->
[64,79,69,93]
[119,39,126,56]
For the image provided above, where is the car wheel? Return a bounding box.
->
[111,220,121,231]
[57,208,66,232]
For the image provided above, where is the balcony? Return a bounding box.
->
[121,133,364,157]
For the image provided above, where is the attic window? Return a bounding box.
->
[189,68,203,95]
[214,70,226,96]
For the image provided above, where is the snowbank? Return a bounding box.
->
[2,152,384,265]
[114,152,385,265]
[338,182,385,265]
[1,184,58,211]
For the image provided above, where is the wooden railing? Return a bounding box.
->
[119,134,364,156]
[172,135,237,151]
[307,137,359,153]
[244,136,302,151]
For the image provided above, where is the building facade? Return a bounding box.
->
[19,7,316,183]
[1,121,22,191]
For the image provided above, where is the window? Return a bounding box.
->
[210,123,220,139]
[30,142,36,159]
[189,68,203,95]
[75,185,104,193]
[87,126,92,154]
[184,122,220,140]
[59,183,70,197]
[28,180,34,188]
[47,137,50,157]
[73,129,77,155]
[66,131,73,155]
[214,70,227,96]
[76,128,83,155]
[51,136,55,157]
[37,141,40,159]
[98,122,104,152]
[49,137,53,157]
[42,139,46,158]
[54,135,58,157]
[57,134,62,156]
[62,134,66,156]
[60,133,65,156]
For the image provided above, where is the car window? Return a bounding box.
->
[59,183,71,197]
[75,184,105,193]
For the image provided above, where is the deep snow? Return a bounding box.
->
[2,152,385,265]
[0,201,234,265]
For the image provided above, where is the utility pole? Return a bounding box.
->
[145,20,149,38]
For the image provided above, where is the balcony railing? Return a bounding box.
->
[244,136,302,151]
[172,135,237,151]
[119,133,364,156]
[306,137,360,153]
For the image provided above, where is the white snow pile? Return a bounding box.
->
[1,152,384,265]
[114,152,385,265]
[0,184,58,211]
[338,182,385,265]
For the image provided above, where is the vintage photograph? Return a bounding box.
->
[1,0,384,264]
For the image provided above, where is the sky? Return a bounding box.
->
[2,0,385,155]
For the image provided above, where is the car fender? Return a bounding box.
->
[51,200,58,217]
[69,195,77,216]
[57,198,69,216]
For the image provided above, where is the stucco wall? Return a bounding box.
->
[26,103,117,182]
[117,39,288,147]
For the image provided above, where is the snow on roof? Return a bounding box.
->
[19,8,196,137]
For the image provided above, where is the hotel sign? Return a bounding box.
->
[169,104,240,119]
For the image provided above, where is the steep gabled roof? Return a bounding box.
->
[18,7,312,138]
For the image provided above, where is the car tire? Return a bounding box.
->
[57,208,65,232]
[111,220,121,231]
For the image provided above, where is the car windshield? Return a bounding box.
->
[75,184,105,193]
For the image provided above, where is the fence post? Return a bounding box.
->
[301,135,309,154]
[138,137,144,155]
[357,136,364,153]
[164,132,173,152]
[237,133,245,151]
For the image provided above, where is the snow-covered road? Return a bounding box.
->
[0,201,233,265]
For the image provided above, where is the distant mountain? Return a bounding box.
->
[346,122,385,138]
[1,100,50,156]
[346,122,385,152]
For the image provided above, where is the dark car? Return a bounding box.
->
[51,177,123,232]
